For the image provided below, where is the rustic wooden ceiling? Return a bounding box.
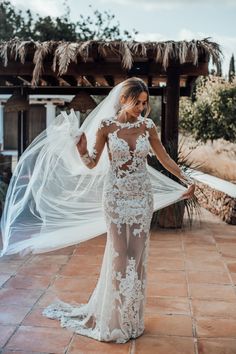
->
[0,38,222,96]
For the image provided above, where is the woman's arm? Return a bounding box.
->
[148,120,194,188]
[76,123,107,169]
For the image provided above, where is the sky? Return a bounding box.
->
[9,0,236,75]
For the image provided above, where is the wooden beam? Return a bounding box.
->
[104,75,115,86]
[41,75,60,86]
[113,76,127,85]
[152,77,164,87]
[85,75,96,86]
[0,85,191,96]
[61,75,77,86]
[0,61,209,78]
[17,76,32,85]
[94,76,110,86]
[3,75,23,86]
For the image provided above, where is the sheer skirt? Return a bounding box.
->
[42,168,154,343]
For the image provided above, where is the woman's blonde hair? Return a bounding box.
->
[119,77,151,118]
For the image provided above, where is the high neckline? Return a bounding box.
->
[114,115,144,127]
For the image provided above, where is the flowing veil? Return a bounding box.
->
[0,82,187,257]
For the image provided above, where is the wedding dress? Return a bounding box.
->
[0,86,186,257]
[0,80,188,343]
[42,115,177,343]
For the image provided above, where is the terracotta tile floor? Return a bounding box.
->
[0,207,236,354]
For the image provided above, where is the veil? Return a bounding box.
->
[0,81,187,257]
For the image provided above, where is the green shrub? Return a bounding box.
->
[179,76,236,143]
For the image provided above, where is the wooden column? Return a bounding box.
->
[17,110,28,159]
[164,68,180,161]
[0,104,4,151]
[160,87,166,146]
[45,101,56,127]
[158,67,185,229]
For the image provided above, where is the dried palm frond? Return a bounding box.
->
[98,41,120,58]
[32,41,54,85]
[188,40,199,66]
[171,42,179,60]
[52,42,61,72]
[199,38,223,74]
[53,42,81,76]
[162,42,174,70]
[8,38,21,60]
[129,42,147,57]
[119,42,133,69]
[0,42,9,67]
[15,41,29,64]
[0,38,223,82]
[77,40,92,62]
[10,38,33,64]
[155,42,165,64]
[179,40,188,64]
[97,42,109,57]
[0,38,32,66]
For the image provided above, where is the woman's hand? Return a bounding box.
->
[76,132,87,155]
[182,183,196,199]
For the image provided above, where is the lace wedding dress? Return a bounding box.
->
[42,115,156,343]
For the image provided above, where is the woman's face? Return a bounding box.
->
[121,91,148,118]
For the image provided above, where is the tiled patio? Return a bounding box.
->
[0,207,236,354]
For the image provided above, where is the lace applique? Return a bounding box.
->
[113,115,145,129]
[98,115,154,130]
[145,118,156,129]
[90,146,97,160]
[113,257,145,336]
[98,117,114,129]
[80,152,93,165]
[43,115,154,344]
[103,117,154,238]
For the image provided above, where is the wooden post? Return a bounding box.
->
[17,110,28,159]
[160,87,166,145]
[158,67,185,228]
[164,67,180,161]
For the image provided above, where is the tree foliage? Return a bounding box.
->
[179,75,236,143]
[0,1,31,39]
[76,6,138,41]
[0,1,138,41]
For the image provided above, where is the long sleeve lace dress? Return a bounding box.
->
[42,115,164,343]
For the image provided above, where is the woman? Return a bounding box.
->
[1,77,194,342]
[40,77,195,343]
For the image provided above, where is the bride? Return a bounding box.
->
[0,77,195,343]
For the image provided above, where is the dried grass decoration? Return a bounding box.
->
[0,38,223,85]
[68,91,97,113]
[4,91,29,112]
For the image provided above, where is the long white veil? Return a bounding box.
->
[0,82,186,257]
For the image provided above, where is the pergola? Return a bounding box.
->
[0,37,222,159]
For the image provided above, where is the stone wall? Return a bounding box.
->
[195,181,236,224]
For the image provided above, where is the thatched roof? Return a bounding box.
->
[0,37,222,89]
